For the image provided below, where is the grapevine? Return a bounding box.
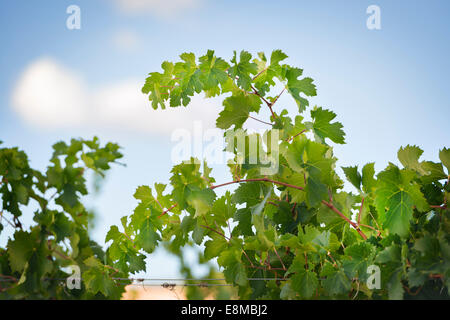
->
[1,49,449,300]
[106,49,450,299]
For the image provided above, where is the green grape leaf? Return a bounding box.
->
[216,92,261,129]
[317,192,355,227]
[321,264,351,296]
[170,159,207,210]
[387,269,404,300]
[253,49,288,96]
[375,165,428,237]
[362,162,377,194]
[232,181,263,205]
[198,50,230,90]
[135,218,161,253]
[398,145,428,175]
[281,135,336,187]
[413,234,440,260]
[284,66,316,112]
[342,166,362,190]
[228,50,258,91]
[7,231,35,273]
[211,191,236,225]
[192,223,206,245]
[217,247,247,286]
[297,225,321,253]
[307,107,345,144]
[58,184,79,208]
[133,185,155,205]
[142,61,174,109]
[439,148,450,173]
[342,242,376,282]
[170,53,203,107]
[305,176,328,207]
[375,244,401,264]
[204,237,229,260]
[291,270,318,298]
[277,233,300,249]
[83,267,120,296]
[233,208,253,236]
[312,230,340,253]
[420,161,447,184]
[127,253,146,274]
[284,172,306,203]
[186,187,216,217]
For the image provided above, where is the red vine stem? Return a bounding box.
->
[211,178,368,239]
[359,224,377,231]
[273,247,286,270]
[0,211,16,229]
[267,201,279,207]
[286,129,307,142]
[245,265,286,271]
[403,284,423,296]
[158,182,367,239]
[248,115,273,126]
[123,231,136,248]
[271,87,286,107]
[321,200,367,240]
[200,225,230,241]
[242,250,255,267]
[250,85,276,119]
[291,203,297,217]
[252,67,268,81]
[327,251,338,268]
[157,204,177,218]
[210,178,304,191]
[430,204,447,209]
[0,274,18,281]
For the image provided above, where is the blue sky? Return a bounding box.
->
[1,0,449,278]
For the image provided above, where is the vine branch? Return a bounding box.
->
[157,204,178,218]
[210,178,368,239]
[210,178,304,191]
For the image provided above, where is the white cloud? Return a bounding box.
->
[112,29,141,51]
[11,58,88,127]
[11,57,222,136]
[114,0,201,18]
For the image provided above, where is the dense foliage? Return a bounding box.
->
[1,49,449,300]
[0,138,129,298]
[108,49,449,299]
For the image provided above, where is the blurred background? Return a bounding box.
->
[0,0,449,292]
